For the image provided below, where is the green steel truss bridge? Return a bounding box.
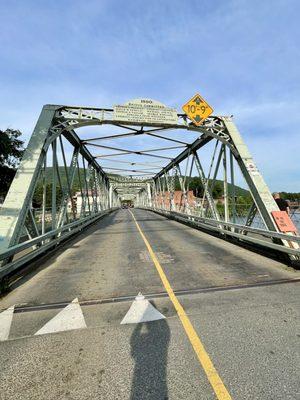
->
[0,100,300,278]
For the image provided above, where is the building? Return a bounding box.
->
[67,190,101,215]
[154,190,195,210]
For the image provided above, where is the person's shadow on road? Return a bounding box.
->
[130,319,170,400]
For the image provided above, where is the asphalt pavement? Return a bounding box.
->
[0,209,299,400]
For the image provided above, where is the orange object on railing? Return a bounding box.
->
[271,211,298,234]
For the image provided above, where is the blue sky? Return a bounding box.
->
[0,0,299,191]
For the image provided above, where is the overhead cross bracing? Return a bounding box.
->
[0,99,299,279]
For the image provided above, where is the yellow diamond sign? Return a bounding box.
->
[182,93,213,125]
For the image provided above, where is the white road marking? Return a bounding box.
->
[35,298,87,335]
[121,292,166,324]
[0,305,15,341]
[139,250,174,264]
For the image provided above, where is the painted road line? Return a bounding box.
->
[129,210,232,400]
[121,292,166,324]
[0,305,15,341]
[35,298,87,335]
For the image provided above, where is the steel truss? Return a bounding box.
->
[0,103,299,278]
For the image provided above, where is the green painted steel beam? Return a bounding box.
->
[0,105,60,252]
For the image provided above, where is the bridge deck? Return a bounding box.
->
[1,209,299,399]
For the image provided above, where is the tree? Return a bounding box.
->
[280,192,300,201]
[0,129,24,198]
[189,177,204,197]
[32,183,63,208]
[212,181,223,198]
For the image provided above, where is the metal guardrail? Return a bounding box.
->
[142,207,300,258]
[0,208,117,279]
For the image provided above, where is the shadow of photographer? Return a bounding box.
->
[130,319,170,400]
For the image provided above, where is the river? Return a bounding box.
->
[235,212,300,232]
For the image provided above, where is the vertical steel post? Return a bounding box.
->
[147,183,152,207]
[109,185,113,208]
[223,145,229,223]
[57,147,79,227]
[170,168,176,211]
[230,151,236,223]
[42,154,47,235]
[51,140,57,230]
[82,157,91,215]
[194,152,220,220]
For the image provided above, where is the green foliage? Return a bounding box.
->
[280,192,300,201]
[0,129,24,197]
[32,183,63,208]
[189,177,204,197]
[212,181,223,198]
[173,175,249,199]
[0,129,24,167]
[236,195,252,205]
[43,167,85,190]
[32,167,83,208]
